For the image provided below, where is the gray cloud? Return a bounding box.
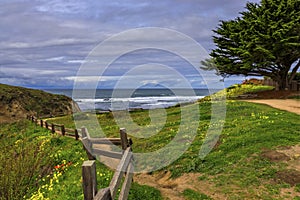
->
[0,0,259,88]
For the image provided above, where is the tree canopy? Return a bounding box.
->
[206,0,300,90]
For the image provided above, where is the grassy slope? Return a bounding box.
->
[0,84,77,122]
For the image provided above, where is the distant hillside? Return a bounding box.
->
[0,84,80,123]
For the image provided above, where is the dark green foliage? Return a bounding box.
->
[208,0,300,90]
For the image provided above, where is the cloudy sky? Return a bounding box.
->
[0,0,260,89]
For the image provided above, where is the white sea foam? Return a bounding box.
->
[75,95,204,111]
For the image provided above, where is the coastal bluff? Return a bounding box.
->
[0,83,80,123]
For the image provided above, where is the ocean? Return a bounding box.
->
[46,88,214,111]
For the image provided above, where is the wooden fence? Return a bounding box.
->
[27,115,134,200]
[27,115,80,140]
[262,79,300,91]
[81,128,134,200]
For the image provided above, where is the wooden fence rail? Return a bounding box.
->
[83,148,133,200]
[80,127,132,160]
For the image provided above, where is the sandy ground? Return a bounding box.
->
[242,99,300,115]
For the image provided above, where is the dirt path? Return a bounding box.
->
[134,171,226,200]
[93,144,120,169]
[242,99,300,115]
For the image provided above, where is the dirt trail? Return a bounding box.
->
[93,144,120,169]
[277,145,300,172]
[134,171,226,200]
[242,99,300,115]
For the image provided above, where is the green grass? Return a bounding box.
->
[46,115,77,129]
[183,189,212,200]
[128,183,163,200]
[0,121,162,200]
[38,99,300,199]
[200,84,274,101]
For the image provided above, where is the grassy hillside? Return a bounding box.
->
[0,84,80,123]
[49,100,300,199]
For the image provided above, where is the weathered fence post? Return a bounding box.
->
[51,124,55,134]
[40,119,43,127]
[45,121,48,129]
[31,116,34,123]
[120,128,128,151]
[75,129,79,140]
[82,160,97,200]
[61,125,65,136]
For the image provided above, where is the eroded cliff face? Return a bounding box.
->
[0,84,80,123]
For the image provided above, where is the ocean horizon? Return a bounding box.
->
[46,88,218,111]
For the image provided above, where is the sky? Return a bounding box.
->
[0,0,261,89]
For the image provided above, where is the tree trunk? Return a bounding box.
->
[277,75,289,90]
[275,65,291,90]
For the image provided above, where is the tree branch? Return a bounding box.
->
[288,60,300,84]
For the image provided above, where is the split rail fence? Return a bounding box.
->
[27,115,134,200]
[82,128,133,200]
[27,115,80,139]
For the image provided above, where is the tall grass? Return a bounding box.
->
[0,121,53,199]
[0,121,163,200]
